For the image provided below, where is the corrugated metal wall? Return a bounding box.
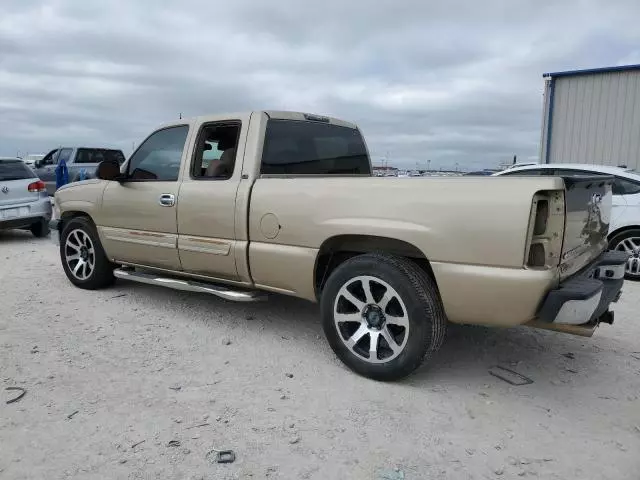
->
[542,70,640,169]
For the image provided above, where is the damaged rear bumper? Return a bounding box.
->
[536,250,627,326]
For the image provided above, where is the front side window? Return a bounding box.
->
[127,125,189,181]
[41,149,58,166]
[57,148,73,164]
[261,120,371,175]
[613,177,640,195]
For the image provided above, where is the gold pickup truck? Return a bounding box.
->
[50,111,627,380]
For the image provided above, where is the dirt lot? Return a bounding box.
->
[1,231,639,480]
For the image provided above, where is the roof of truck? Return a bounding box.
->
[165,111,359,130]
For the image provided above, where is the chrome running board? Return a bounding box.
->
[113,268,267,302]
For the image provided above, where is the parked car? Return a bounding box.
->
[50,111,625,380]
[494,163,640,280]
[0,157,52,237]
[34,147,126,195]
[22,153,45,168]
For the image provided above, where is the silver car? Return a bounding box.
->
[0,157,52,237]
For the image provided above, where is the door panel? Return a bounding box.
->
[35,149,59,194]
[613,192,640,231]
[96,124,190,270]
[177,180,240,280]
[612,180,640,230]
[176,116,251,281]
[610,194,628,227]
[99,182,181,269]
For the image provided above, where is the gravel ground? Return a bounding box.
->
[1,230,640,480]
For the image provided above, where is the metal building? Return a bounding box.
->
[539,64,640,169]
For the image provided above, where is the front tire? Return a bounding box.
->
[60,216,115,289]
[321,253,446,381]
[609,228,640,280]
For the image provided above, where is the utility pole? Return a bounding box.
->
[427,159,431,171]
[179,112,182,119]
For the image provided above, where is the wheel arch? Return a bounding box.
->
[57,210,95,240]
[59,209,94,227]
[607,224,640,243]
[313,234,436,298]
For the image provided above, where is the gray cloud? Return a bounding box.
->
[1,0,639,169]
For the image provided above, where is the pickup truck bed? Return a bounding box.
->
[50,111,626,380]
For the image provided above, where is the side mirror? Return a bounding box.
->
[34,160,42,168]
[96,160,122,181]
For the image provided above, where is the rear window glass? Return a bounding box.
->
[261,120,371,175]
[75,148,126,165]
[0,161,34,180]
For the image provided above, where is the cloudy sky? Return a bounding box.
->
[1,0,639,170]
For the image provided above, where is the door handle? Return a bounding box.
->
[158,194,175,207]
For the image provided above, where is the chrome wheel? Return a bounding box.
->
[64,229,96,281]
[614,236,640,277]
[333,275,409,364]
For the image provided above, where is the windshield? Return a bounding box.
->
[0,160,35,180]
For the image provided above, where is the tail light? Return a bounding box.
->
[525,190,565,269]
[28,180,46,193]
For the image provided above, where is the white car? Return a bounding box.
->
[494,163,640,279]
[0,157,52,237]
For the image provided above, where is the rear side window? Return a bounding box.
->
[500,169,545,176]
[261,120,371,175]
[551,169,608,177]
[550,169,640,195]
[76,148,126,165]
[613,177,640,195]
[0,161,34,180]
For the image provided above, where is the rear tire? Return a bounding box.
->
[321,253,446,381]
[609,228,640,280]
[60,216,115,289]
[30,219,49,238]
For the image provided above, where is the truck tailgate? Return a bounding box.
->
[559,175,613,281]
